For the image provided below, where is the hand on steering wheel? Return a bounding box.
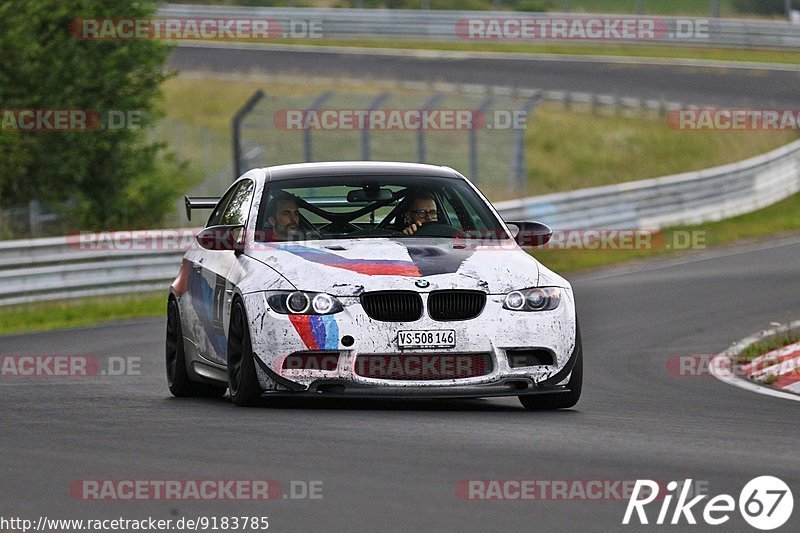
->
[402,222,423,235]
[401,221,465,238]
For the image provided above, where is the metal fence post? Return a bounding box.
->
[232,89,265,179]
[29,200,41,237]
[304,91,334,162]
[362,92,392,160]
[509,96,542,194]
[417,93,444,163]
[470,96,494,184]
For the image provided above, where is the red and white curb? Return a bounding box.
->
[742,341,800,392]
[710,320,800,402]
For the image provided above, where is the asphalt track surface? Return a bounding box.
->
[2,45,799,532]
[2,235,799,531]
[169,43,800,107]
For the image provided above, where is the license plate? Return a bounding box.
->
[397,330,456,348]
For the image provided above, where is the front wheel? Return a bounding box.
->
[166,298,227,398]
[227,300,264,407]
[519,332,582,411]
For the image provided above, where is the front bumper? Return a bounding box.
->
[243,289,577,398]
[253,339,581,399]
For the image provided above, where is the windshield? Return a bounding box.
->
[254,175,511,243]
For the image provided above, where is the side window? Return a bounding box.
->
[442,189,481,230]
[220,180,254,226]
[206,180,253,227]
[206,190,235,227]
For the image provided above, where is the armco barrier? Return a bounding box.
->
[156,5,800,50]
[0,139,798,306]
[494,139,800,229]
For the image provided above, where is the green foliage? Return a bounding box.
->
[0,291,167,335]
[0,0,188,230]
[732,0,787,15]
[739,328,800,358]
[515,0,556,11]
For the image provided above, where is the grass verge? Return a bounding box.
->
[233,39,800,66]
[532,190,800,273]
[0,292,167,336]
[736,327,800,362]
[159,76,798,198]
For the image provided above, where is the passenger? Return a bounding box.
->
[267,195,301,241]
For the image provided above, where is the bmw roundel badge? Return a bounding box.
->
[415,279,430,288]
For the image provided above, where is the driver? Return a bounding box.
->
[402,191,439,235]
[267,194,301,241]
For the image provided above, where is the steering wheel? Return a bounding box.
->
[410,222,465,238]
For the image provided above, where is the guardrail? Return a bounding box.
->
[0,236,185,306]
[1,139,798,306]
[494,139,800,229]
[158,4,800,50]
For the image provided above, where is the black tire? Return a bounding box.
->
[519,333,583,411]
[166,298,227,398]
[227,300,264,407]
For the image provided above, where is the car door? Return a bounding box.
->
[193,179,255,365]
[182,181,244,365]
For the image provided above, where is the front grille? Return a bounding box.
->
[428,290,486,321]
[354,353,493,380]
[360,291,422,322]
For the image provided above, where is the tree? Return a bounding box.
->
[0,0,187,230]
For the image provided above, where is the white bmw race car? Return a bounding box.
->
[166,162,582,409]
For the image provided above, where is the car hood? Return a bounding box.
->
[244,237,560,295]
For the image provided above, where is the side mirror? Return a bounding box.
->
[196,225,245,253]
[506,221,552,247]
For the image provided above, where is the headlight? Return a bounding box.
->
[267,291,343,315]
[312,293,336,314]
[503,287,561,312]
[287,292,310,313]
[505,290,526,311]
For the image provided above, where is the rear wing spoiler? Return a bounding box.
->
[184,196,220,221]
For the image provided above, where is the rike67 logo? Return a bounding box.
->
[623,477,793,530]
